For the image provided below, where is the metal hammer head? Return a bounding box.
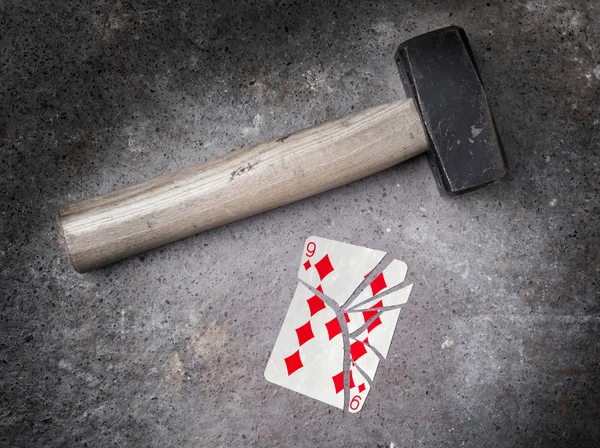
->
[396,26,507,195]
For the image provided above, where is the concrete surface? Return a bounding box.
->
[1,0,599,446]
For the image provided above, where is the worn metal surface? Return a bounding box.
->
[396,26,507,195]
[1,0,599,446]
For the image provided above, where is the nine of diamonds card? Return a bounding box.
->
[264,236,413,413]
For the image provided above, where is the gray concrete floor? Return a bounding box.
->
[1,0,599,446]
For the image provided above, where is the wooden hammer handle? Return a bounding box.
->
[59,98,428,272]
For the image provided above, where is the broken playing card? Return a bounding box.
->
[264,236,413,413]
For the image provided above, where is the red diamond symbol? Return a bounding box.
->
[332,370,355,394]
[372,300,384,310]
[314,254,334,280]
[332,371,344,394]
[295,321,314,346]
[306,296,326,316]
[325,317,341,340]
[361,301,380,322]
[350,340,368,362]
[362,300,383,333]
[284,350,303,376]
[358,383,366,393]
[303,260,312,270]
[368,316,382,332]
[370,272,387,296]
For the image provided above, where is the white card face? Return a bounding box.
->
[265,237,413,413]
[264,282,345,409]
[297,236,386,306]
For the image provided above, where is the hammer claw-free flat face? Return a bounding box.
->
[396,26,507,195]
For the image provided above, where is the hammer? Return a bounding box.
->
[59,26,507,273]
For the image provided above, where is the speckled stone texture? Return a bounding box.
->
[1,0,599,446]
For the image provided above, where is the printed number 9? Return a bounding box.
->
[350,395,362,411]
[305,241,316,257]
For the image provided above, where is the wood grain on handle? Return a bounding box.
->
[59,98,428,272]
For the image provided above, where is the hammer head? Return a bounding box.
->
[396,26,507,195]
